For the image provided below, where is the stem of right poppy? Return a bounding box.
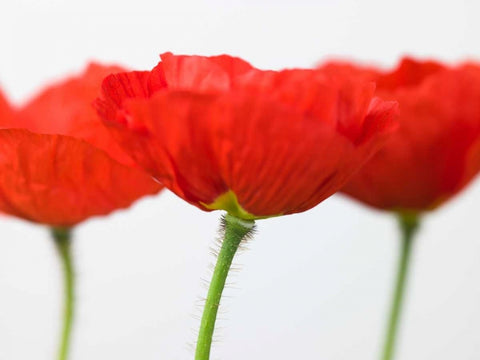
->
[381,212,420,360]
[51,227,74,360]
[195,213,255,360]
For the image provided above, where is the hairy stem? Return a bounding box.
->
[51,227,74,360]
[381,212,420,360]
[195,214,255,360]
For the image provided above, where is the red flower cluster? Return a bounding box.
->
[3,54,477,225]
[322,58,480,211]
[0,64,161,227]
[95,52,398,219]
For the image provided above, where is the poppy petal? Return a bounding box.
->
[0,129,160,226]
[160,52,253,92]
[0,89,15,128]
[338,59,480,210]
[16,63,135,166]
[108,90,397,217]
[97,53,399,218]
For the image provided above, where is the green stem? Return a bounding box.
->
[195,214,255,360]
[381,212,420,360]
[51,227,74,360]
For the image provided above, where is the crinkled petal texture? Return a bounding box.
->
[324,58,480,211]
[0,65,162,226]
[0,129,160,226]
[15,64,134,166]
[96,53,398,219]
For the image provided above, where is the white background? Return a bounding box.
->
[1,0,480,359]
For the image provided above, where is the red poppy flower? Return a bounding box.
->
[0,89,14,126]
[0,64,162,226]
[95,52,398,219]
[322,58,480,211]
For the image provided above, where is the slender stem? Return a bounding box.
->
[51,227,74,360]
[381,212,420,360]
[195,214,255,360]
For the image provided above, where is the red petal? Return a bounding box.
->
[234,69,339,128]
[95,70,160,129]
[376,57,446,91]
[159,52,253,92]
[357,97,399,146]
[342,63,480,210]
[96,54,400,218]
[17,63,135,166]
[0,129,161,226]
[233,68,382,143]
[108,90,396,216]
[0,89,15,128]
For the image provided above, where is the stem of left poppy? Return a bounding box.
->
[51,227,74,360]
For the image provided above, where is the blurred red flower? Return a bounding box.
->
[95,53,398,219]
[0,64,161,226]
[0,89,14,126]
[322,58,480,211]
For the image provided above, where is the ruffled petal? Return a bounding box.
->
[105,90,397,217]
[341,60,480,210]
[96,53,400,218]
[17,63,135,166]
[0,129,161,226]
[160,52,253,92]
[233,68,382,143]
[376,57,446,91]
